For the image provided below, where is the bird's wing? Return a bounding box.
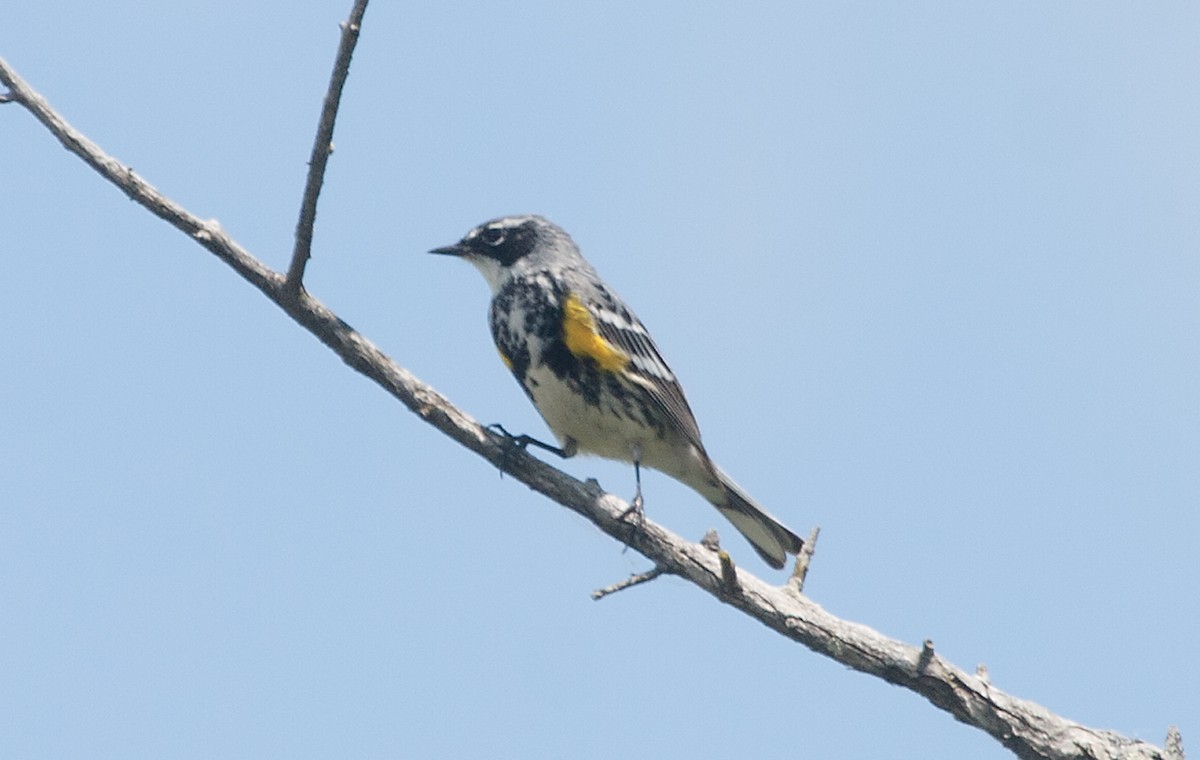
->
[585,291,707,452]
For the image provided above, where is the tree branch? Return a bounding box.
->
[591,566,666,600]
[0,17,1176,760]
[286,0,370,292]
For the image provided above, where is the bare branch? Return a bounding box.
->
[0,44,1175,760]
[718,551,740,595]
[788,525,820,593]
[591,567,666,600]
[285,0,370,292]
[1165,726,1185,760]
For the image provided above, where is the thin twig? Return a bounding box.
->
[591,567,666,600]
[788,525,820,594]
[917,639,936,672]
[718,551,740,596]
[285,0,370,292]
[1165,726,1185,760]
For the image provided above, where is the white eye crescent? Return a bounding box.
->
[480,226,506,246]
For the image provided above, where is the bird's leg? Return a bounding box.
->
[488,424,576,478]
[618,444,646,523]
[488,424,576,458]
[631,458,645,512]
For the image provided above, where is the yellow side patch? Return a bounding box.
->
[562,293,629,372]
[496,346,514,371]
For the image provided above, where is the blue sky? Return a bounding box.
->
[2,2,1197,758]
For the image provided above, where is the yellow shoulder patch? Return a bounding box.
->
[496,346,514,371]
[562,293,629,372]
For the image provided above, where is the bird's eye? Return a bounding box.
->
[480,226,506,246]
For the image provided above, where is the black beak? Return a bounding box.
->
[429,243,465,256]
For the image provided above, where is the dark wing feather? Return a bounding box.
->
[587,295,707,452]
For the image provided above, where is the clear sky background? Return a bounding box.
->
[2,3,1197,758]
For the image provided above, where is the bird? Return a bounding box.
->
[429,215,804,569]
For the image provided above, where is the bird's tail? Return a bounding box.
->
[710,467,804,570]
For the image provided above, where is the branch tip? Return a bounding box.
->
[917,639,935,672]
[287,0,371,289]
[1165,725,1185,760]
[975,663,990,684]
[591,566,666,601]
[788,525,820,593]
[718,550,740,595]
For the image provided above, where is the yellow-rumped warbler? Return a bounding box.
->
[431,215,804,569]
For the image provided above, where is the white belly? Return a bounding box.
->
[522,364,718,497]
